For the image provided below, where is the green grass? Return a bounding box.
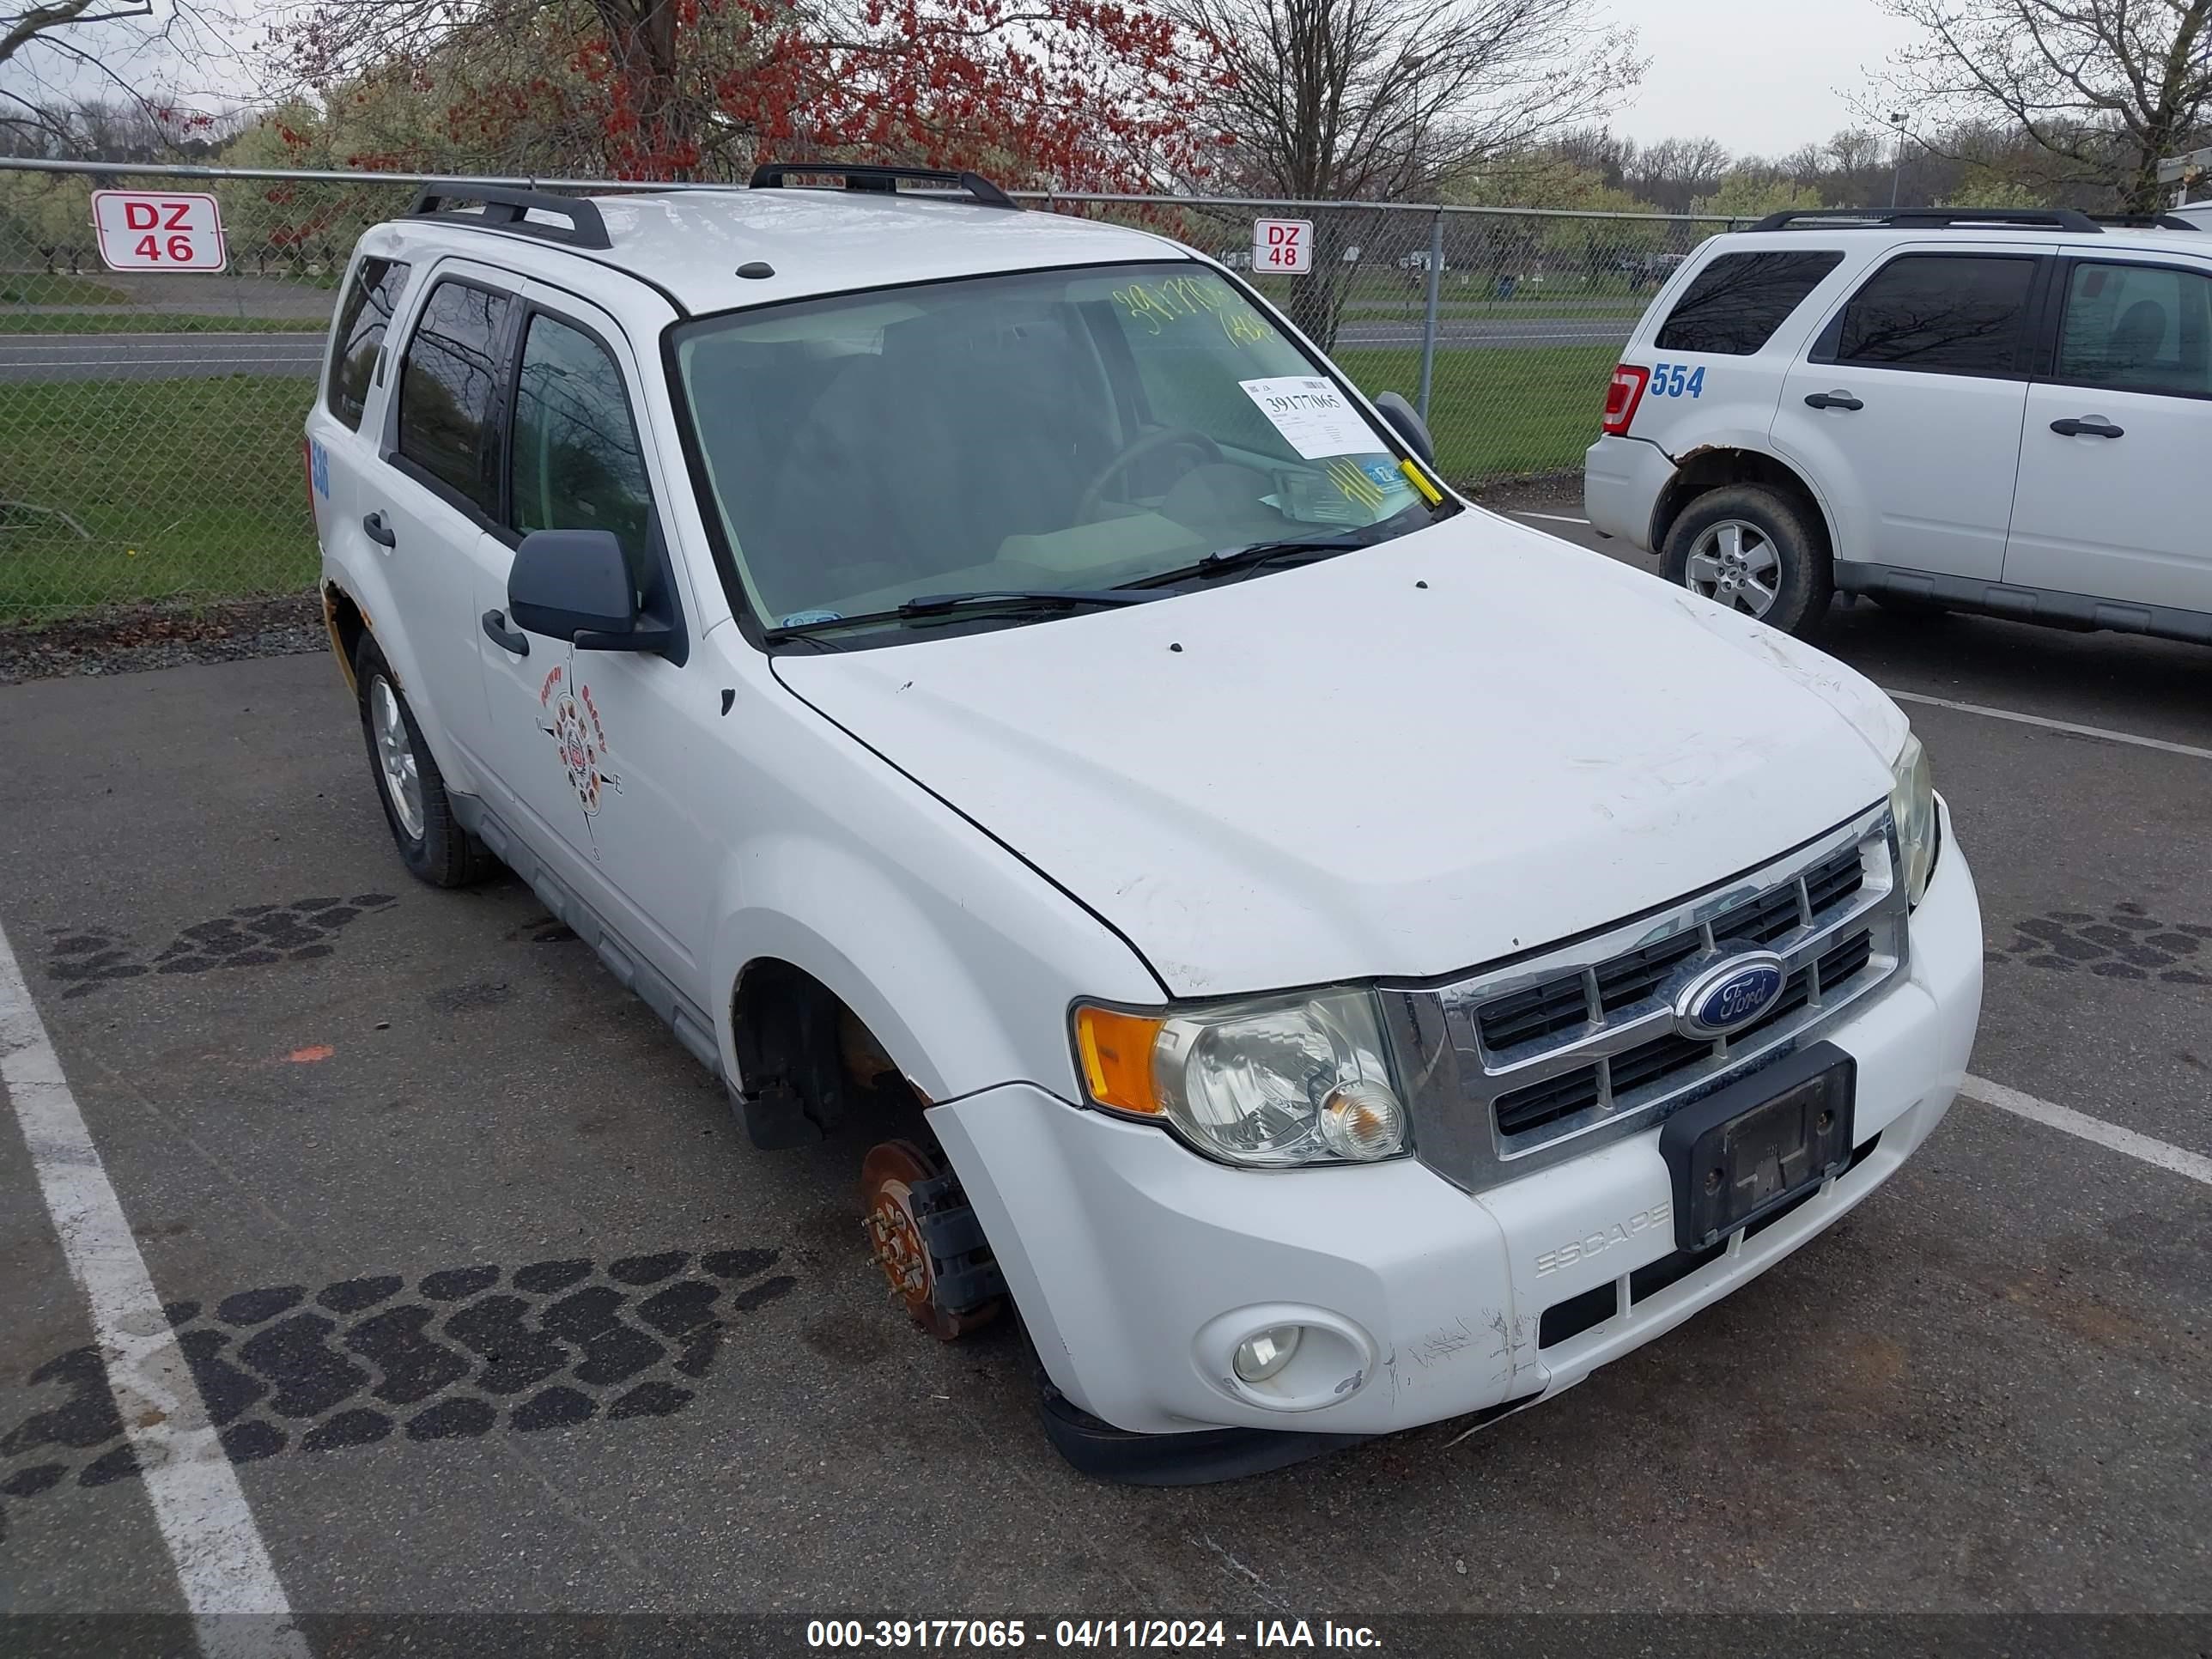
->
[0,273,131,305]
[1335,343,1616,482]
[0,374,313,621]
[0,313,319,334]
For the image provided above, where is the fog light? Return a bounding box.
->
[1316,1080,1406,1161]
[1232,1325,1303,1383]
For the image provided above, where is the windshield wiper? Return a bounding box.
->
[763,588,1155,643]
[1122,531,1374,591]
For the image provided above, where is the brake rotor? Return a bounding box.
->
[860,1139,997,1340]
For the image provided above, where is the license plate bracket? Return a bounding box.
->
[1659,1042,1856,1252]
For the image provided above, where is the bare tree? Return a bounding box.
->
[2,0,149,73]
[1625,135,1730,211]
[2,1,237,155]
[1873,0,2212,210]
[1166,0,1644,343]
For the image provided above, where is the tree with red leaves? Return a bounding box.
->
[264,0,1224,185]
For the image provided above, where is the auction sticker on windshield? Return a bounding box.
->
[1240,376,1376,460]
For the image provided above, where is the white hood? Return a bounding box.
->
[774,514,1904,1000]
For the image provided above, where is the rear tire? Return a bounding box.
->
[353,635,494,888]
[1661,483,1832,637]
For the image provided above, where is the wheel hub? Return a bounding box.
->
[860,1139,1001,1341]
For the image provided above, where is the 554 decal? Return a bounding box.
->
[1647,362,1705,399]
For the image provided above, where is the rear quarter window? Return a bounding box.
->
[326,257,411,430]
[396,278,514,515]
[1655,250,1845,355]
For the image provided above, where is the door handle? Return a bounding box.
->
[1803,390,1863,411]
[362,510,397,547]
[2051,416,2124,439]
[481,609,530,657]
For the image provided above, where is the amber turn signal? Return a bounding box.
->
[1074,1006,1164,1115]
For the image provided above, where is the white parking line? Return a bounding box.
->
[1961,1073,2212,1186]
[0,920,309,1658]
[1886,690,2212,762]
[1512,511,1592,526]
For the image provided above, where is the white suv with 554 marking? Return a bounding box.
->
[1587,206,2212,646]
[309,168,1982,1482]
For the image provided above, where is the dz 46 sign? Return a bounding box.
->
[90,191,228,271]
[1253,217,1313,275]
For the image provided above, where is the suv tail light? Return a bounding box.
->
[1602,364,1650,436]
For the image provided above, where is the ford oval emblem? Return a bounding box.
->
[1673,952,1788,1039]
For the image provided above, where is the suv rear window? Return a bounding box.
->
[1830,253,2036,375]
[1654,251,1843,355]
[396,279,513,514]
[326,257,410,430]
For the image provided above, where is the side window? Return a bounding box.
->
[508,313,655,565]
[1829,253,2037,376]
[1654,251,1844,355]
[326,257,411,430]
[2052,261,2212,398]
[397,279,514,515]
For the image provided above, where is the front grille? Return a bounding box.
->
[1490,926,1873,1139]
[1474,841,1865,1056]
[1386,805,1911,1190]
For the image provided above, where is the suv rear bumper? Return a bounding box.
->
[1583,434,1675,550]
[932,800,1981,1450]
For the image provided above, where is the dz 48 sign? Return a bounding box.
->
[90,191,228,271]
[1253,217,1313,275]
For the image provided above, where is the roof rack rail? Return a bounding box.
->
[2090,210,2201,229]
[406,185,611,251]
[748,161,1019,211]
[1745,206,2104,234]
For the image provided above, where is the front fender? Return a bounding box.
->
[709,830,1158,1106]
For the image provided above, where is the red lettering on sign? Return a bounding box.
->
[125,202,158,229]
[163,201,192,229]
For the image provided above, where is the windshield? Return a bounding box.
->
[669,262,1450,638]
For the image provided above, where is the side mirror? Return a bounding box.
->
[507,529,668,653]
[1372,391,1437,470]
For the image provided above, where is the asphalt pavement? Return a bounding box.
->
[0,515,2207,1646]
[0,333,325,384]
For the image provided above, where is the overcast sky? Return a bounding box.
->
[1607,0,1923,158]
[5,0,1928,164]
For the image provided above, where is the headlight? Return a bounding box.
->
[1073,988,1408,1168]
[1889,729,1938,907]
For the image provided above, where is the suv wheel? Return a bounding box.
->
[1662,484,1832,636]
[354,635,494,888]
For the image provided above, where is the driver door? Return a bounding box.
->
[471,285,715,994]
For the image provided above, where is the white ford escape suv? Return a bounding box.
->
[308,168,1983,1483]
[1586,206,2212,646]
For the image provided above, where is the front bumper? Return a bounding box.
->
[931,800,1981,1443]
[1583,434,1677,550]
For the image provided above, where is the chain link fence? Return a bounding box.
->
[0,159,1729,623]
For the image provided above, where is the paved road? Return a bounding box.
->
[0,531,2207,1645]
[1334,315,1634,349]
[0,331,325,384]
[0,316,1631,384]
